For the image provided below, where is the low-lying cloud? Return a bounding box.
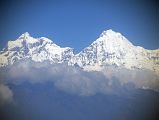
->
[0,84,13,106]
[0,60,159,102]
[2,61,119,96]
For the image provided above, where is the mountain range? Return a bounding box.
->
[0,29,159,75]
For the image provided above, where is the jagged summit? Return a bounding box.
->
[7,32,55,51]
[0,32,74,66]
[19,32,30,38]
[18,32,53,44]
[0,29,159,75]
[99,29,114,37]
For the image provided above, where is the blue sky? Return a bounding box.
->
[0,0,159,52]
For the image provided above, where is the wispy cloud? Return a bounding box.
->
[0,84,13,106]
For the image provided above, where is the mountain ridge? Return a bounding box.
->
[0,29,159,75]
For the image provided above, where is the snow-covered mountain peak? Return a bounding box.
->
[19,32,30,38]
[84,29,134,57]
[7,32,56,51]
[0,29,159,75]
[39,37,53,43]
[0,33,74,66]
[17,32,53,44]
[99,29,115,37]
[70,30,159,74]
[7,32,38,51]
[99,29,133,47]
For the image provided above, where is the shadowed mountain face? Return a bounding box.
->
[1,82,159,120]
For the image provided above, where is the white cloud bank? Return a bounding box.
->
[0,60,159,98]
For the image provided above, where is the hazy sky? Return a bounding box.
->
[0,0,159,52]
